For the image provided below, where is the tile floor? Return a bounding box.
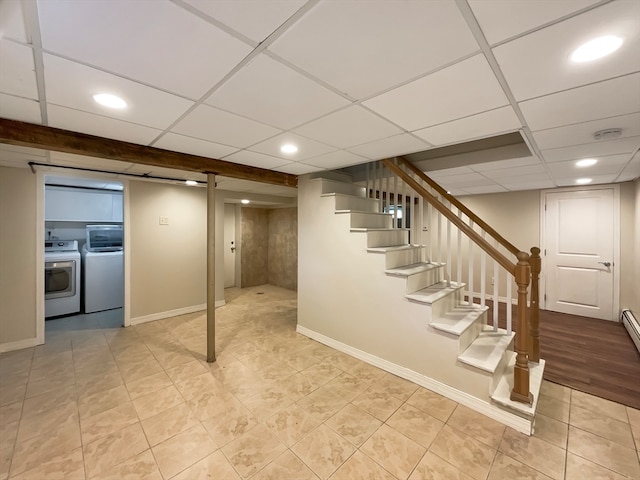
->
[1,285,639,480]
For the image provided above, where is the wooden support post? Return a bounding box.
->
[511,251,533,405]
[529,247,541,363]
[206,173,216,363]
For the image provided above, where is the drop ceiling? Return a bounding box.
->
[0,0,638,196]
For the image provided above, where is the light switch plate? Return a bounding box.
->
[159,216,169,225]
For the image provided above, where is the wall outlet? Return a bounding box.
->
[159,216,169,225]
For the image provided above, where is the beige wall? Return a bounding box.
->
[240,207,298,290]
[268,208,298,291]
[632,178,640,314]
[619,182,636,313]
[129,181,208,319]
[0,167,37,346]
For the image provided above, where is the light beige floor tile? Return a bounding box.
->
[331,450,396,480]
[83,422,148,478]
[367,373,419,401]
[252,450,318,480]
[165,358,208,383]
[90,449,162,480]
[118,357,164,383]
[278,350,321,372]
[0,445,10,480]
[565,451,627,480]
[406,388,457,422]
[151,424,217,479]
[0,369,29,388]
[571,390,628,423]
[499,427,566,480]
[409,451,474,480]
[292,424,356,479]
[131,384,184,420]
[301,362,343,385]
[222,423,287,479]
[570,404,635,448]
[78,384,131,419]
[320,351,361,372]
[488,452,554,480]
[141,401,199,447]
[323,373,368,402]
[31,350,72,371]
[80,401,139,445]
[22,384,76,420]
[28,358,73,383]
[264,403,320,447]
[74,368,123,398]
[170,450,241,480]
[325,403,382,447]
[187,387,239,422]
[359,423,425,480]
[17,401,78,444]
[8,447,85,480]
[241,385,296,421]
[627,406,640,449]
[155,349,195,370]
[348,362,386,385]
[447,404,505,449]
[351,389,404,422]
[386,402,444,449]
[533,413,569,449]
[0,383,26,406]
[540,381,571,404]
[10,414,81,476]
[279,372,322,400]
[125,371,173,399]
[536,394,570,424]
[296,386,349,422]
[568,425,640,478]
[0,420,18,451]
[431,425,497,480]
[0,401,22,426]
[200,397,260,447]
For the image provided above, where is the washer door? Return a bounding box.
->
[45,260,76,299]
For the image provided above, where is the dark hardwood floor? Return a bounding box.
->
[470,297,640,409]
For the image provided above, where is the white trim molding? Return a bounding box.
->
[130,303,207,326]
[0,336,41,354]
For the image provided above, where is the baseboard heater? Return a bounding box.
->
[621,309,640,353]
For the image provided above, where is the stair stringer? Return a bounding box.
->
[297,176,537,433]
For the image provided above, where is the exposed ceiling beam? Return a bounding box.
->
[0,119,297,187]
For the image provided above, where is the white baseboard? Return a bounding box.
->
[0,336,42,354]
[296,325,532,435]
[130,303,207,326]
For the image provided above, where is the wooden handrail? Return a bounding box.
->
[395,156,520,256]
[383,158,516,276]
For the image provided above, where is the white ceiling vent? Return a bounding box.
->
[593,128,622,141]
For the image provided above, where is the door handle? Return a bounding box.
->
[598,261,611,267]
[230,246,236,253]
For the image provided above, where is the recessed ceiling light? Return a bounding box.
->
[570,35,623,63]
[576,158,597,167]
[185,180,198,186]
[280,144,298,154]
[241,199,250,204]
[93,93,127,109]
[576,178,593,185]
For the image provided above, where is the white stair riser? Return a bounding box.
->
[321,179,366,197]
[367,230,408,248]
[405,266,445,293]
[458,312,487,353]
[491,342,515,393]
[385,247,423,269]
[349,212,393,229]
[431,287,464,319]
[334,195,380,212]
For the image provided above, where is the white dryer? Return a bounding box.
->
[82,225,124,313]
[45,240,81,318]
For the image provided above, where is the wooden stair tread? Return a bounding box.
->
[385,262,443,277]
[367,244,422,253]
[405,281,464,304]
[351,227,410,232]
[430,305,488,336]
[458,327,514,373]
[335,210,391,216]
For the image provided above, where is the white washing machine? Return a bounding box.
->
[45,240,81,318]
[82,246,124,313]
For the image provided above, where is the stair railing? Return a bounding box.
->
[364,157,540,405]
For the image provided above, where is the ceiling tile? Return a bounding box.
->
[493,1,640,101]
[364,55,509,131]
[348,134,430,160]
[504,180,556,191]
[0,93,41,123]
[248,132,336,160]
[469,0,601,45]
[153,132,238,160]
[43,54,194,130]
[47,104,162,145]
[184,0,307,43]
[275,162,324,175]
[293,106,402,149]
[542,135,640,163]
[493,172,553,186]
[470,156,541,172]
[172,104,281,148]
[268,0,478,99]
[532,113,640,150]
[413,106,521,146]
[205,54,349,129]
[304,150,367,169]
[427,166,476,177]
[479,164,547,179]
[0,0,28,42]
[461,184,509,195]
[0,40,38,99]
[519,73,640,131]
[0,146,46,169]
[546,153,631,177]
[37,0,252,99]
[428,172,493,187]
[617,154,639,181]
[223,150,289,169]
[555,173,618,186]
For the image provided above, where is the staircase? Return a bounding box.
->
[297,172,544,435]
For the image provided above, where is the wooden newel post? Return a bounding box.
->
[529,247,541,363]
[511,251,533,405]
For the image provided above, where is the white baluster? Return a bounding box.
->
[457,211,462,285]
[493,257,499,331]
[468,220,474,304]
[366,162,370,199]
[481,231,486,308]
[446,207,452,286]
[507,276,512,335]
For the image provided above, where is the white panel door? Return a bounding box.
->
[544,188,615,320]
[224,204,236,288]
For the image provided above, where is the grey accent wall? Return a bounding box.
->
[241,208,269,287]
